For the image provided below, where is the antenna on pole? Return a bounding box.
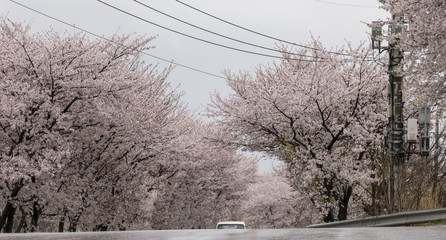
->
[371,15,429,213]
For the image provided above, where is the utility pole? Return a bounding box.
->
[372,12,433,214]
[433,108,441,195]
[372,15,431,213]
[387,14,405,213]
[371,14,405,213]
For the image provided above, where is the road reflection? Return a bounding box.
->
[0,226,445,240]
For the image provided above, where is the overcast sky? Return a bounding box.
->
[1,0,390,172]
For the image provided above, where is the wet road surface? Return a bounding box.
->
[1,226,445,240]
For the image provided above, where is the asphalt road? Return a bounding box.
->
[1,226,445,240]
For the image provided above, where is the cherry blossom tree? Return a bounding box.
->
[150,120,258,229]
[0,18,261,232]
[242,166,315,228]
[208,41,388,222]
[0,18,186,232]
[378,0,446,106]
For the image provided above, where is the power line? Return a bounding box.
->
[9,0,373,81]
[313,0,379,9]
[97,0,322,62]
[133,0,317,59]
[8,0,227,80]
[174,0,350,57]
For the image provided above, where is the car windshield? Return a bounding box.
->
[216,224,245,229]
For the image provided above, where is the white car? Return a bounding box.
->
[216,221,246,229]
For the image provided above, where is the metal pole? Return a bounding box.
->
[433,108,440,193]
[388,14,404,213]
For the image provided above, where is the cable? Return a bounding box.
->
[9,0,227,80]
[174,0,350,57]
[9,0,372,79]
[313,0,379,9]
[97,0,322,62]
[372,49,387,67]
[133,0,317,59]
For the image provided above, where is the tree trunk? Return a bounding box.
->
[93,224,108,231]
[0,179,24,232]
[69,213,82,232]
[68,220,77,232]
[322,176,335,222]
[323,208,335,222]
[30,201,42,232]
[58,217,65,232]
[337,186,353,221]
[0,203,13,233]
[15,207,27,233]
[4,206,16,233]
